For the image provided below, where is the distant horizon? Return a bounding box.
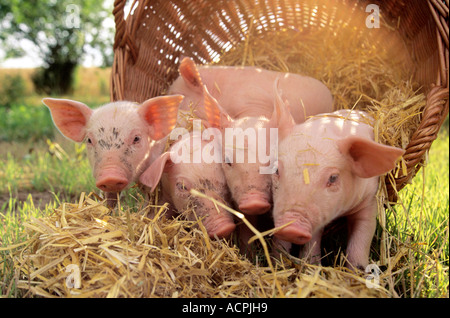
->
[0,63,108,69]
[0,50,105,69]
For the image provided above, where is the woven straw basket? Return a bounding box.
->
[111,0,449,202]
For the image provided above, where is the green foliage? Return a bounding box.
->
[3,0,114,63]
[1,0,114,94]
[31,62,77,95]
[387,128,449,297]
[36,140,96,196]
[0,139,96,198]
[0,74,26,108]
[0,104,54,141]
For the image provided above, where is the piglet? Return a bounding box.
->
[202,87,277,215]
[169,57,333,215]
[139,128,236,238]
[271,90,405,269]
[43,96,183,207]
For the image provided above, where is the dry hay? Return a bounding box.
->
[214,23,426,150]
[3,13,432,298]
[5,192,395,298]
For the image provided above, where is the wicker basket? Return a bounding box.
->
[111,0,449,202]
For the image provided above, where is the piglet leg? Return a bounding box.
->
[345,202,377,270]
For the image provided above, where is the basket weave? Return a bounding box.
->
[111,0,449,202]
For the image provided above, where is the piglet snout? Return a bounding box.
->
[96,172,129,192]
[198,206,236,239]
[239,200,271,215]
[207,218,236,239]
[274,211,312,245]
[238,191,271,215]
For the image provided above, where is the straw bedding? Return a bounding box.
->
[5,14,430,298]
[214,25,425,151]
[7,192,392,298]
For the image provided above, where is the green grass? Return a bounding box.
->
[385,124,449,297]
[0,138,95,199]
[0,104,55,142]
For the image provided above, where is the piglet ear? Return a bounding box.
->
[203,85,232,129]
[138,95,184,141]
[42,98,93,142]
[139,152,173,192]
[267,77,295,140]
[179,57,203,91]
[336,136,405,178]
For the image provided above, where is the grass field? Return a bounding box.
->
[0,67,111,107]
[386,122,448,297]
[0,68,448,298]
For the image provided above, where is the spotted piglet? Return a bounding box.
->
[43,96,184,207]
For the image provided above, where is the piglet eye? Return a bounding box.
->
[327,174,339,187]
[133,136,141,144]
[176,182,188,191]
[87,138,92,144]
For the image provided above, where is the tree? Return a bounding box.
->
[0,0,114,95]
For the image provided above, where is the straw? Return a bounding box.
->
[7,192,394,298]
